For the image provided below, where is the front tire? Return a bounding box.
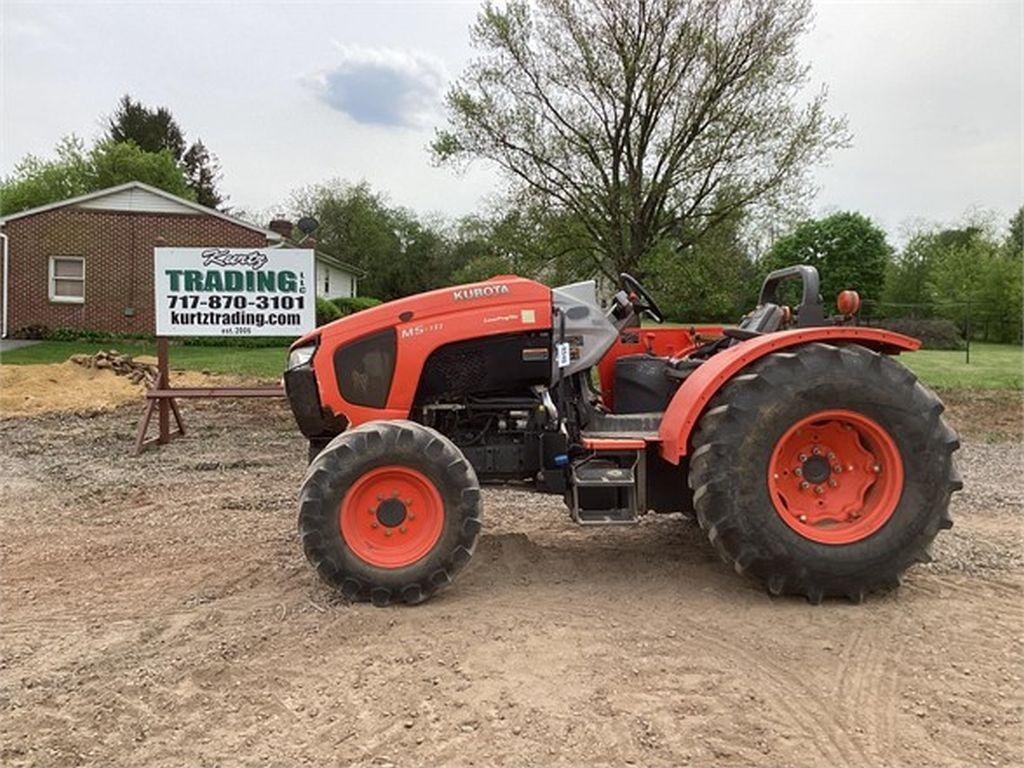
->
[688,342,961,603]
[298,420,482,606]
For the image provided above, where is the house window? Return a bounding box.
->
[322,267,330,295]
[49,257,85,303]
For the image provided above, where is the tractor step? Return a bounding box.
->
[569,450,646,526]
[574,506,639,525]
[573,458,637,486]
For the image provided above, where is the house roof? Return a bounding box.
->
[273,239,365,277]
[0,181,283,241]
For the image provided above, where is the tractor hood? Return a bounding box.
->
[289,275,554,428]
[290,275,553,352]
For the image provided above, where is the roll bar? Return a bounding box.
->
[758,265,825,327]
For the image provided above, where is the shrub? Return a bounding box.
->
[316,296,342,326]
[873,317,965,350]
[12,325,50,340]
[331,296,382,316]
[180,336,289,348]
[46,327,151,343]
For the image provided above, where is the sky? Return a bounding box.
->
[1,0,1021,241]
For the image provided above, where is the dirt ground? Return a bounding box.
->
[1,389,1021,767]
[0,361,230,417]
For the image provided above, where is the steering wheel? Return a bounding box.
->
[619,273,665,323]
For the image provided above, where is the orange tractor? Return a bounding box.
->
[285,267,960,605]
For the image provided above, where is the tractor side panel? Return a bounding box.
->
[312,277,553,427]
[657,327,921,464]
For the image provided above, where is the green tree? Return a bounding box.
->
[644,205,759,321]
[883,233,941,316]
[452,252,513,284]
[0,135,193,215]
[181,140,223,208]
[89,141,194,199]
[0,136,93,214]
[885,215,1021,343]
[925,224,1022,343]
[1005,206,1023,256]
[107,94,186,158]
[761,212,891,305]
[434,0,846,278]
[448,204,602,287]
[107,94,225,208]
[289,181,401,298]
[288,181,461,301]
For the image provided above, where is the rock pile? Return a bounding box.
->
[69,350,159,387]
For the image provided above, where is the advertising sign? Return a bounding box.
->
[154,247,315,337]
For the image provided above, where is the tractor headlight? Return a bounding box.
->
[287,344,316,371]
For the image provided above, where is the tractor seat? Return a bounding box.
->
[737,302,784,335]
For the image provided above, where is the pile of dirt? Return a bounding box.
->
[69,349,158,386]
[0,359,226,417]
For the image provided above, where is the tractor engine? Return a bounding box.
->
[419,394,557,482]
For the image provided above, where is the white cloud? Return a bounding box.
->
[309,44,448,129]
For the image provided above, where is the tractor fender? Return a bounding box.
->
[657,327,921,464]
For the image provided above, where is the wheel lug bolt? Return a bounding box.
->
[408,513,416,521]
[371,522,379,529]
[799,454,808,462]
[399,525,407,534]
[814,485,824,495]
[827,451,836,460]
[812,447,821,456]
[405,499,413,505]
[794,467,803,477]
[385,529,393,537]
[800,481,809,489]
[376,494,383,501]
[392,490,400,498]
[369,508,376,515]
[833,465,842,473]
[828,479,838,488]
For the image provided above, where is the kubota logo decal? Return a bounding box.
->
[452,284,510,301]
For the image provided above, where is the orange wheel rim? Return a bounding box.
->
[767,410,904,545]
[340,465,444,568]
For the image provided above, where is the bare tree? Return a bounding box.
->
[434,0,848,278]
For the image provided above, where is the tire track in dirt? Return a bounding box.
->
[835,617,904,762]
[465,538,871,766]
[693,624,869,768]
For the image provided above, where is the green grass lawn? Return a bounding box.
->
[1,339,1020,390]
[0,341,288,379]
[900,342,1022,390]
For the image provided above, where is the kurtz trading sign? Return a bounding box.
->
[154,247,316,337]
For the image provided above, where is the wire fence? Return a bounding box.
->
[858,299,1022,364]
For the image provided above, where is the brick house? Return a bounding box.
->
[0,182,361,338]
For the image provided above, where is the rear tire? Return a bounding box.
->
[298,420,482,606]
[688,342,961,603]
